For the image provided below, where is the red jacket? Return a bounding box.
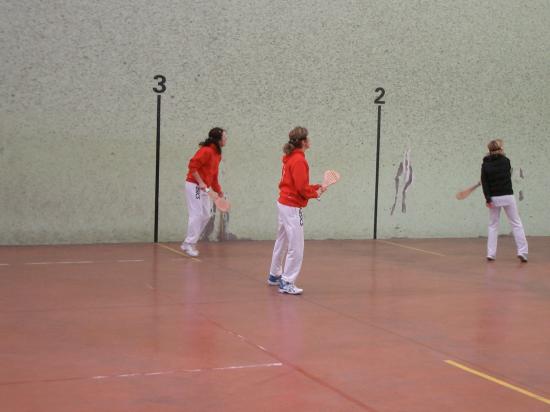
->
[186,144,223,195]
[278,150,320,208]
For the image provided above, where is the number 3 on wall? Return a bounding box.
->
[153,75,166,94]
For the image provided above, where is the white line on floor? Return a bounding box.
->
[22,259,145,266]
[25,261,94,265]
[57,261,95,264]
[91,362,283,380]
[379,240,446,257]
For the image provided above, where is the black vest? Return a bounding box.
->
[480,154,513,202]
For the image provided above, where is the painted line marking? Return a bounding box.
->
[157,244,202,262]
[211,363,282,371]
[21,259,145,266]
[89,363,283,380]
[379,240,446,257]
[24,261,94,265]
[0,263,10,266]
[222,328,274,355]
[1,363,283,386]
[57,261,94,264]
[445,360,550,405]
[204,316,376,411]
[145,371,175,376]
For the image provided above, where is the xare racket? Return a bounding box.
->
[456,182,481,200]
[207,189,231,212]
[322,170,341,189]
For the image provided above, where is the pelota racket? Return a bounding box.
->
[455,182,481,200]
[207,190,231,212]
[322,170,341,189]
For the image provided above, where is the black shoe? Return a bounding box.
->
[267,273,281,286]
[486,256,495,261]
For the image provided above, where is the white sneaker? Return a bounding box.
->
[278,280,303,295]
[517,254,528,263]
[180,243,199,257]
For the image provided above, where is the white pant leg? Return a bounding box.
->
[487,204,501,257]
[499,196,528,255]
[269,210,288,277]
[184,181,213,244]
[277,203,304,284]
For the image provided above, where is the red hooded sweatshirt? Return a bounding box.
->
[186,144,223,195]
[278,150,320,208]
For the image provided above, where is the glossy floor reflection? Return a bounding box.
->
[1,238,549,411]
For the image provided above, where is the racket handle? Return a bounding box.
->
[206,188,219,201]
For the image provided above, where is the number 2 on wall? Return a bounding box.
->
[374,87,385,104]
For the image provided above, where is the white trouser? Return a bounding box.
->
[487,195,528,257]
[269,202,304,284]
[184,181,213,244]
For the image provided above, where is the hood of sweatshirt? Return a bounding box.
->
[483,153,506,163]
[282,150,304,164]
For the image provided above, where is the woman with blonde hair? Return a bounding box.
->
[267,127,325,294]
[481,139,528,262]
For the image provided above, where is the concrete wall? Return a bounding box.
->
[2,0,549,244]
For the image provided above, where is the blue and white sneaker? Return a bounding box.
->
[278,279,303,295]
[267,273,281,286]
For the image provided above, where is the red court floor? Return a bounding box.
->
[1,237,549,411]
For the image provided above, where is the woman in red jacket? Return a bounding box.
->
[267,127,325,295]
[181,127,226,257]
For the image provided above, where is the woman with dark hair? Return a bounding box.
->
[181,127,227,257]
[267,127,325,295]
[481,139,528,262]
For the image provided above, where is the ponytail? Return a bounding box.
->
[283,139,298,155]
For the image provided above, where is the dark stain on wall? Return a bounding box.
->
[391,149,413,215]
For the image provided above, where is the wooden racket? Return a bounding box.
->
[322,170,341,189]
[455,182,481,200]
[207,190,231,212]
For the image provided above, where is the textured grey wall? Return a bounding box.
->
[1,0,549,244]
